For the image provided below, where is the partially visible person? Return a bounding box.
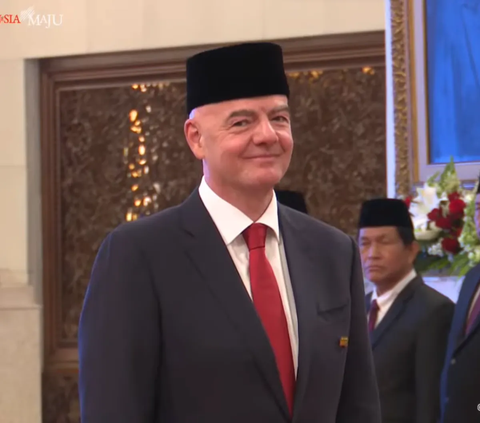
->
[359,198,454,423]
[275,190,308,214]
[440,179,480,423]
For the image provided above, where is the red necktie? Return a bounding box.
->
[243,223,295,414]
[465,290,480,334]
[368,299,379,332]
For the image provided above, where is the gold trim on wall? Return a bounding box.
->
[390,0,412,197]
[408,0,422,184]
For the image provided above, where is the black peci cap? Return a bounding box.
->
[185,42,290,115]
[358,198,413,229]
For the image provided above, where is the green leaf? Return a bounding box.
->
[449,253,470,275]
[427,172,440,186]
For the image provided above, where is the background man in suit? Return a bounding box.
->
[275,190,309,214]
[440,180,480,423]
[359,198,454,423]
[78,42,381,423]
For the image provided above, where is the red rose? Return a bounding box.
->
[448,192,461,201]
[448,211,465,223]
[441,237,461,254]
[449,198,466,215]
[404,195,413,208]
[452,227,463,237]
[436,217,452,230]
[427,208,441,221]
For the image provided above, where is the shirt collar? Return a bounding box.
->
[371,268,417,307]
[198,176,280,245]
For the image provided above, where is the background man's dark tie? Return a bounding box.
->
[368,299,379,332]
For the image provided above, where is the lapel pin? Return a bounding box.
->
[339,337,348,348]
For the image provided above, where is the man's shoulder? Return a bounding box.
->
[456,262,480,299]
[409,282,455,330]
[107,203,182,245]
[280,204,353,247]
[415,278,455,308]
[463,262,480,279]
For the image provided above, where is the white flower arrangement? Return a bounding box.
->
[402,158,479,276]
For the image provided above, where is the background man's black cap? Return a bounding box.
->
[358,198,413,229]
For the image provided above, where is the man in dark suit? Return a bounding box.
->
[440,180,480,423]
[359,199,454,423]
[275,190,309,214]
[78,42,381,423]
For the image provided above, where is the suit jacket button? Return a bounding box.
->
[451,359,456,365]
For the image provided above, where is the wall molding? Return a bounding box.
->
[41,31,385,86]
[0,284,39,310]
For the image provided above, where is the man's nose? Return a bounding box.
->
[367,244,382,258]
[252,118,279,145]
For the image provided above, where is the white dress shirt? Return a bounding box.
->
[198,177,299,374]
[371,269,417,328]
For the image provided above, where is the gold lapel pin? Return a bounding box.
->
[339,337,349,348]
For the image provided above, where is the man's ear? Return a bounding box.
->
[409,241,420,263]
[184,119,205,160]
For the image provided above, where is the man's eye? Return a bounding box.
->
[232,120,248,127]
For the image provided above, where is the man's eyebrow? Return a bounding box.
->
[224,105,290,122]
[269,105,290,115]
[225,109,256,120]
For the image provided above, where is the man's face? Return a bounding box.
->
[184,95,293,194]
[358,226,419,287]
[474,193,480,239]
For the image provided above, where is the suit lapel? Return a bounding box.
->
[277,207,320,420]
[179,190,290,419]
[370,277,421,348]
[466,311,480,340]
[453,266,480,353]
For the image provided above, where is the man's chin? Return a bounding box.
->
[249,168,285,186]
[365,272,384,285]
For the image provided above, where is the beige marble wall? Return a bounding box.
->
[1,0,384,60]
[0,57,43,423]
[0,0,385,420]
[0,286,42,423]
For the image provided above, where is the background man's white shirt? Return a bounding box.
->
[371,269,417,327]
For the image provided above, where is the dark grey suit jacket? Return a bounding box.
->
[440,264,480,423]
[366,276,454,423]
[78,189,381,423]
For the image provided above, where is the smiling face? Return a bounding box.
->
[184,95,293,196]
[358,226,419,291]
